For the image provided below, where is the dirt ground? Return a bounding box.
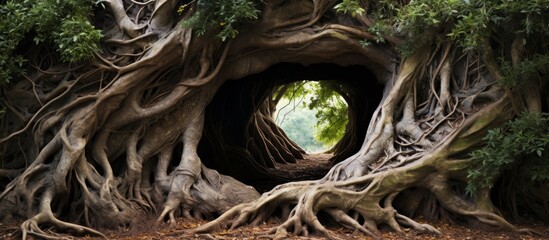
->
[102,219,549,240]
[1,154,548,239]
[1,216,547,240]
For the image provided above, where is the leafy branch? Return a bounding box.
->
[180,0,262,41]
[0,0,102,84]
[467,112,549,195]
[334,0,365,17]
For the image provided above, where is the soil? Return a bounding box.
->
[1,154,548,239]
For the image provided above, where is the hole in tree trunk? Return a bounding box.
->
[262,80,349,188]
[199,63,383,191]
[273,81,348,154]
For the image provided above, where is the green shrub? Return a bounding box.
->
[0,0,102,84]
[352,0,549,55]
[500,55,549,87]
[180,0,261,41]
[54,15,101,62]
[467,112,549,195]
[334,0,365,17]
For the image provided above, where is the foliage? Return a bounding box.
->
[334,0,364,17]
[447,0,549,50]
[499,54,549,87]
[275,81,348,150]
[275,81,323,152]
[308,82,348,147]
[54,15,102,62]
[276,97,325,153]
[362,0,549,54]
[180,0,261,41]
[0,0,102,84]
[466,113,549,195]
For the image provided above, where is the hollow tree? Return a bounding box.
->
[1,0,548,239]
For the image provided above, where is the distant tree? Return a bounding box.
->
[275,80,349,151]
[276,98,325,153]
[308,81,349,148]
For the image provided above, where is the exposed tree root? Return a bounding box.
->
[193,173,444,239]
[19,189,106,239]
[191,40,541,238]
[1,0,546,239]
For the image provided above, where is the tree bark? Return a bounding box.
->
[0,0,545,239]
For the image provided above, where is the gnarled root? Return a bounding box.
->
[21,211,105,240]
[157,168,201,224]
[157,164,261,225]
[429,178,543,236]
[193,172,442,239]
[20,189,105,239]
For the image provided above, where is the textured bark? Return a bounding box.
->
[248,98,304,166]
[0,0,545,239]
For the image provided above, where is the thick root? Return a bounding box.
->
[18,187,106,239]
[157,170,198,224]
[21,212,106,240]
[193,179,441,239]
[396,214,441,235]
[157,165,261,225]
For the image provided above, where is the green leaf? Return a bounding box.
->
[467,113,549,195]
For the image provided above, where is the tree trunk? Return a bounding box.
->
[0,0,545,239]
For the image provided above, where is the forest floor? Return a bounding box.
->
[1,154,548,239]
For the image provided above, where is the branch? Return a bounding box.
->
[149,0,179,34]
[105,0,145,38]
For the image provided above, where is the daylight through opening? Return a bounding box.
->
[274,81,349,153]
[199,63,384,187]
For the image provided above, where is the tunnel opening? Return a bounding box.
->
[198,63,383,191]
[273,80,349,154]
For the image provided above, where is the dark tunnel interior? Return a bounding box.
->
[198,63,384,188]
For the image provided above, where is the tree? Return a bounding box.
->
[308,81,350,148]
[0,0,548,239]
[273,80,349,152]
[276,97,325,152]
